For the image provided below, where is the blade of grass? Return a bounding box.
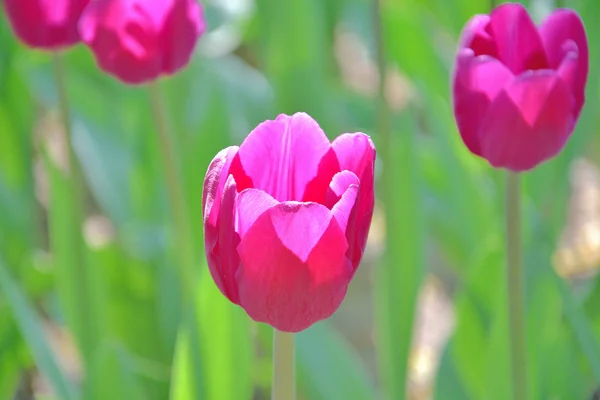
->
[169,307,206,400]
[372,0,425,397]
[170,266,253,400]
[147,81,196,303]
[255,0,331,127]
[0,255,77,400]
[296,323,375,400]
[50,53,97,364]
[84,342,145,400]
[197,267,253,400]
[553,272,600,383]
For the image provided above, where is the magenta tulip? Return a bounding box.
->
[3,0,91,49]
[203,113,376,332]
[78,0,205,84]
[453,3,588,171]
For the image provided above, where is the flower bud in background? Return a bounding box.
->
[203,113,376,332]
[3,0,91,49]
[452,3,588,171]
[79,0,206,84]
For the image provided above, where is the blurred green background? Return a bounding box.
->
[2,0,600,399]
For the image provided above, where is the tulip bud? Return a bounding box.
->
[202,113,376,332]
[3,0,91,49]
[79,0,206,84]
[452,3,588,171]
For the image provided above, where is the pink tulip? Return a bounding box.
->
[3,0,91,49]
[203,113,376,332]
[78,0,205,84]
[453,3,588,171]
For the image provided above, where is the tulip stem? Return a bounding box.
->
[148,81,195,303]
[272,330,295,400]
[506,171,527,400]
[52,52,94,361]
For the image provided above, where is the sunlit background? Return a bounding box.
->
[1,0,600,399]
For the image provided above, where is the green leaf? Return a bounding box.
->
[88,242,173,390]
[423,94,501,272]
[374,111,425,399]
[527,271,587,399]
[170,266,253,400]
[297,323,376,400]
[434,346,470,400]
[0,256,77,400]
[484,276,511,400]
[446,246,506,400]
[43,148,100,364]
[255,0,332,126]
[555,273,600,384]
[84,342,146,400]
[451,294,488,399]
[0,314,24,400]
[169,309,206,400]
[198,267,253,400]
[0,32,38,272]
[72,120,135,224]
[382,2,449,97]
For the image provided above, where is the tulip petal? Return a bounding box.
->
[555,42,578,91]
[327,171,360,233]
[79,0,163,84]
[203,146,239,227]
[488,3,548,73]
[236,202,351,332]
[79,0,203,84]
[539,9,588,117]
[332,133,376,268]
[302,148,341,205]
[203,147,249,304]
[458,14,498,58]
[453,50,514,156]
[236,189,279,238]
[326,171,360,208]
[237,113,332,202]
[209,176,242,303]
[159,0,206,74]
[271,203,334,263]
[4,0,90,49]
[479,71,575,171]
[329,176,360,277]
[332,133,376,181]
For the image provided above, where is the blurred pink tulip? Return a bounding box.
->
[453,3,588,171]
[3,0,90,49]
[203,113,376,332]
[79,0,205,84]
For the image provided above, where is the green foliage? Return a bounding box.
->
[1,0,600,399]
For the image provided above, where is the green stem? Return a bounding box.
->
[272,330,295,400]
[506,171,527,400]
[52,52,94,361]
[147,81,195,302]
